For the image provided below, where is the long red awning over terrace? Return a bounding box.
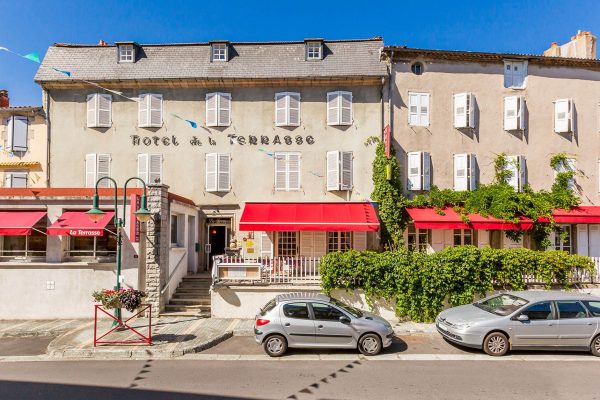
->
[239,203,380,232]
[0,211,47,235]
[406,207,533,230]
[551,206,600,224]
[47,211,115,236]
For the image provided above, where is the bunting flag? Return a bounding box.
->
[52,67,71,77]
[23,52,41,63]
[258,148,274,157]
[171,113,198,128]
[309,171,324,178]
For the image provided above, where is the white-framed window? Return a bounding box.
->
[504,96,525,131]
[453,93,476,129]
[4,171,28,188]
[505,155,527,192]
[138,93,163,127]
[206,92,231,127]
[453,153,477,191]
[86,93,112,128]
[306,42,322,60]
[85,153,111,188]
[504,60,527,89]
[118,44,134,63]
[407,151,431,191]
[326,151,353,191]
[205,153,231,192]
[170,214,184,247]
[275,92,301,126]
[549,224,572,253]
[6,116,28,152]
[277,231,298,257]
[211,43,228,62]
[327,231,352,253]
[407,225,430,252]
[67,219,117,259]
[553,157,576,191]
[453,229,474,246]
[137,154,162,185]
[327,91,352,126]
[554,99,574,133]
[408,92,430,126]
[0,218,47,259]
[274,152,301,191]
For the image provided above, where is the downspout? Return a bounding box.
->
[43,88,51,188]
[388,50,394,142]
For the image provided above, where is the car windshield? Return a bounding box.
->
[474,294,529,316]
[329,298,363,318]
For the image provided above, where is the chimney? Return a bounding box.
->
[98,40,107,46]
[0,90,8,108]
[543,31,597,59]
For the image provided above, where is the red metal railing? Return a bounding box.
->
[93,304,152,346]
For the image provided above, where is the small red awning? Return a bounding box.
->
[239,202,379,231]
[407,207,533,230]
[47,211,115,236]
[552,206,600,224]
[406,207,469,229]
[0,211,47,235]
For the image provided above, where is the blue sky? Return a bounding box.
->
[1,0,599,106]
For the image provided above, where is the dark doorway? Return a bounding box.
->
[208,225,226,268]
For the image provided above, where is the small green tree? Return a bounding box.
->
[370,140,405,249]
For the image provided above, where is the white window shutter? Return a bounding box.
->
[97,95,112,127]
[85,154,97,188]
[87,94,97,127]
[289,93,300,126]
[137,154,149,184]
[274,153,287,191]
[340,151,353,190]
[8,116,28,152]
[327,92,339,125]
[340,92,352,125]
[97,154,111,187]
[453,93,468,128]
[554,99,570,133]
[326,151,340,191]
[408,93,419,125]
[407,152,422,191]
[260,232,273,257]
[217,93,231,126]
[517,96,525,130]
[518,155,527,192]
[353,231,367,251]
[206,93,218,126]
[150,94,163,127]
[149,154,162,184]
[567,158,576,190]
[205,153,218,192]
[4,173,11,188]
[468,93,476,128]
[275,93,287,126]
[512,62,524,88]
[504,96,518,131]
[505,155,519,191]
[217,153,230,192]
[419,94,430,126]
[468,154,477,190]
[454,154,468,191]
[577,224,589,256]
[504,62,513,88]
[288,153,301,190]
[5,172,27,188]
[138,94,149,127]
[422,152,431,190]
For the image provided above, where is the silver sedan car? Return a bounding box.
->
[254,293,394,357]
[436,291,600,356]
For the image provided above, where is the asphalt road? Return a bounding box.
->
[1,359,599,400]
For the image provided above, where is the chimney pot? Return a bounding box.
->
[0,90,8,108]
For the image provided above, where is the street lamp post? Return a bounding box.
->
[86,177,152,323]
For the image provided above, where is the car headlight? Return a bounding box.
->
[452,323,471,330]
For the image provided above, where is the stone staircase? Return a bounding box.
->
[161,274,212,317]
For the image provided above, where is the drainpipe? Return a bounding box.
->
[43,88,51,188]
[388,50,394,142]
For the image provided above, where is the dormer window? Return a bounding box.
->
[305,41,323,60]
[118,44,134,63]
[211,43,228,62]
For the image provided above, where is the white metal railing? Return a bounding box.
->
[214,256,321,284]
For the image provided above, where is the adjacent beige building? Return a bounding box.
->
[0,90,47,188]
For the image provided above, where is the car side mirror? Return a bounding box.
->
[339,316,351,324]
[516,314,529,322]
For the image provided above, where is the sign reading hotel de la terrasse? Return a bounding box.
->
[130,134,316,147]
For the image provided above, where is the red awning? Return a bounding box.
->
[552,206,600,224]
[406,207,470,229]
[47,211,115,236]
[0,211,47,235]
[239,203,379,231]
[406,207,533,230]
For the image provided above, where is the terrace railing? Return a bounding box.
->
[213,256,321,284]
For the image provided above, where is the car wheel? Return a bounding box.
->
[358,333,382,356]
[483,332,509,357]
[590,335,600,357]
[263,334,287,357]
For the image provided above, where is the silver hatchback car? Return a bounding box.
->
[254,293,394,357]
[436,291,600,356]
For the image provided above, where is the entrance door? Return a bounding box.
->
[207,225,227,269]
